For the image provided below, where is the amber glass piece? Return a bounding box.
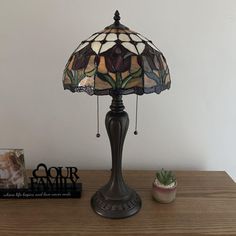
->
[97,56,108,74]
[124,77,142,89]
[85,55,96,74]
[95,75,112,90]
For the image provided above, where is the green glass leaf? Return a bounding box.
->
[121,68,142,88]
[116,72,122,88]
[66,69,73,80]
[85,68,96,77]
[77,70,86,82]
[96,72,115,88]
[71,70,78,85]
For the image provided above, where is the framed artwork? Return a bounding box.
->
[0,149,27,189]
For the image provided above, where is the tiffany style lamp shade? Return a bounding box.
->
[63,11,171,219]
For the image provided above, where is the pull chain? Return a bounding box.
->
[96,96,100,138]
[134,95,138,135]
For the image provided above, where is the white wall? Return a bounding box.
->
[1,0,236,181]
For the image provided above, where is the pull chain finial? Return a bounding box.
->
[96,96,100,138]
[113,10,120,25]
[134,95,138,135]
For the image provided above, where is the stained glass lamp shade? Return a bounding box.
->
[63,13,170,95]
[63,11,171,219]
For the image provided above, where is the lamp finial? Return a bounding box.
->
[113,10,120,25]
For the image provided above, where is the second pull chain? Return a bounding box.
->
[134,94,138,135]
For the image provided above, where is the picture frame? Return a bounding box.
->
[0,149,27,189]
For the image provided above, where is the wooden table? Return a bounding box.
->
[0,170,236,235]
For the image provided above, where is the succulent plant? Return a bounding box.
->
[156,169,176,186]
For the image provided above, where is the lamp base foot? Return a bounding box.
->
[91,190,141,219]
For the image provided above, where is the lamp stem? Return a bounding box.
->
[91,94,141,218]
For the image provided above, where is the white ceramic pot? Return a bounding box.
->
[152,181,177,203]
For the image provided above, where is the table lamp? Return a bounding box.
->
[63,11,171,219]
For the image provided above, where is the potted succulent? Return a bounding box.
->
[152,169,177,203]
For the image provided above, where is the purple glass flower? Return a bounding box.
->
[72,45,95,70]
[101,43,133,73]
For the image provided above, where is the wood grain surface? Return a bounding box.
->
[0,170,236,236]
